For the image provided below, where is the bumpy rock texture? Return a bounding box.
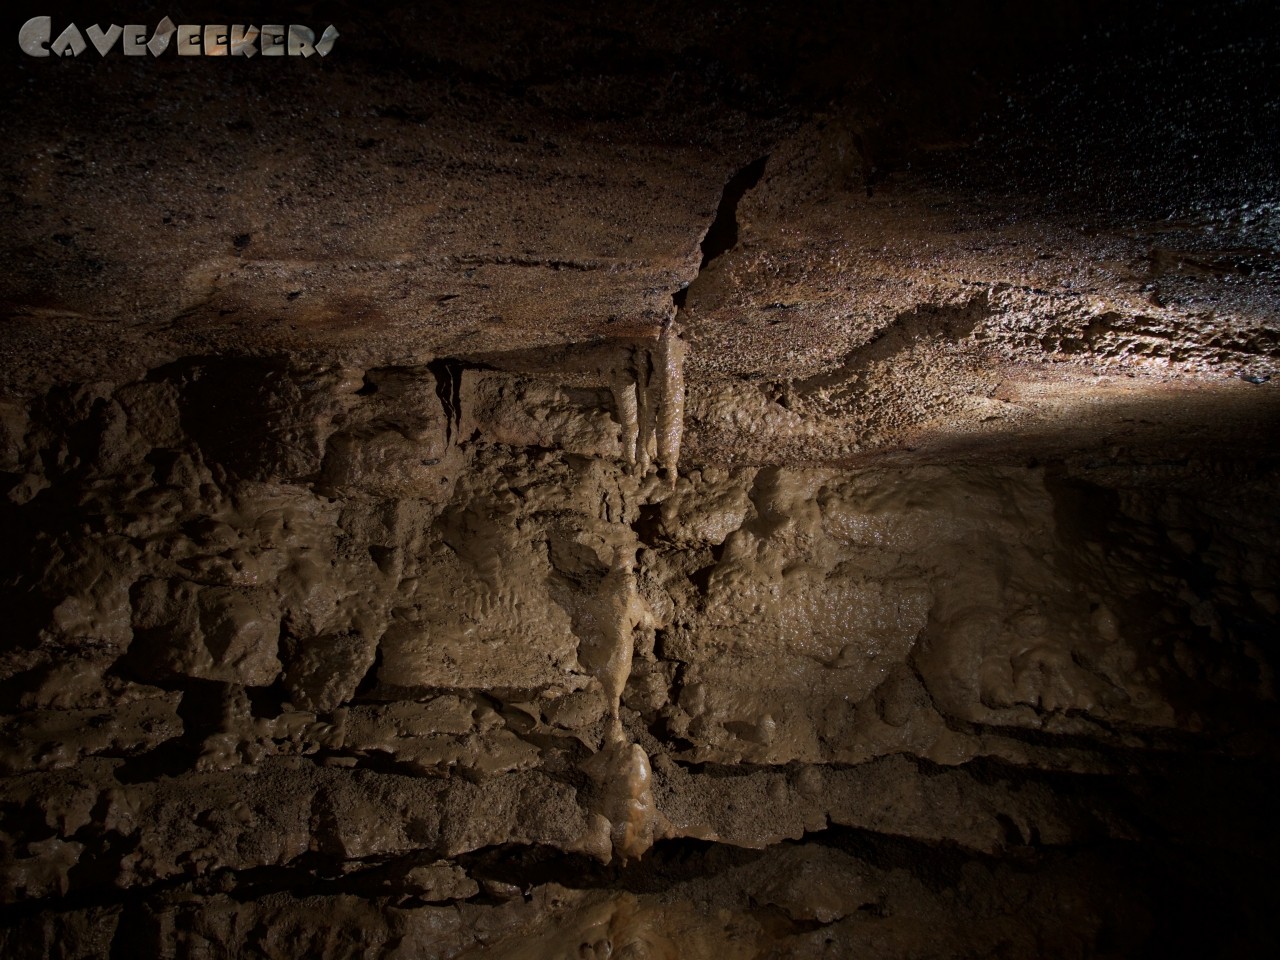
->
[2,2,1279,957]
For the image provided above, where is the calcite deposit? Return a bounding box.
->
[1,1,1278,957]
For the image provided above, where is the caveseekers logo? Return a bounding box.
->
[18,16,337,57]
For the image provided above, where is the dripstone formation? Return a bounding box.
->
[2,2,1279,957]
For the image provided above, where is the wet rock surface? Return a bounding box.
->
[2,2,1279,957]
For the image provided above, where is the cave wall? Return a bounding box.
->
[2,1,1280,957]
[2,350,1279,956]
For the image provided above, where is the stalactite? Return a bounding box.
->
[654,321,687,484]
[611,377,640,467]
[611,327,687,486]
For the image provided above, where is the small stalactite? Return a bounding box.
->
[611,377,640,468]
[653,321,687,485]
[634,347,657,474]
[611,325,687,487]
